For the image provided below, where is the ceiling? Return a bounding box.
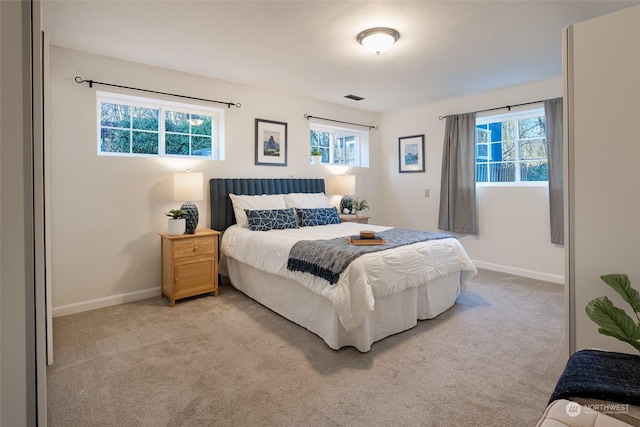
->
[42,1,638,113]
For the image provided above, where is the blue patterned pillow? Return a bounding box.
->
[245,208,299,231]
[296,207,341,227]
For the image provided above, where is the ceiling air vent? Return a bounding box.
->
[344,94,364,101]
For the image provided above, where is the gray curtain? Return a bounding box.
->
[544,97,564,245]
[438,112,478,235]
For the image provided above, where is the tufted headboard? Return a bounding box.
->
[209,178,326,232]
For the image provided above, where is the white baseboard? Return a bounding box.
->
[52,287,161,318]
[472,260,565,284]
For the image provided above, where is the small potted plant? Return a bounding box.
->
[310,148,323,165]
[351,198,369,218]
[165,209,187,235]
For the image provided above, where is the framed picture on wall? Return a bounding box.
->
[398,134,425,173]
[255,119,288,166]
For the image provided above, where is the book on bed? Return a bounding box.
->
[348,236,386,245]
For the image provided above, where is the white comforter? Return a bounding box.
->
[220,222,477,331]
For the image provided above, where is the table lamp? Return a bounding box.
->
[174,171,204,234]
[335,174,356,214]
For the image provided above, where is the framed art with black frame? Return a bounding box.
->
[398,134,425,173]
[255,119,288,166]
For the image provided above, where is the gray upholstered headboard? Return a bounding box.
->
[209,178,326,232]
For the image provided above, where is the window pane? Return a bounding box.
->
[488,122,502,142]
[310,130,330,162]
[191,136,212,156]
[519,117,546,139]
[101,128,130,153]
[520,160,548,182]
[191,115,212,135]
[501,140,516,161]
[132,131,158,154]
[165,111,189,133]
[166,133,190,155]
[101,103,130,128]
[132,107,159,131]
[520,138,547,160]
[476,163,488,182]
[502,121,515,141]
[477,128,489,144]
[490,162,515,183]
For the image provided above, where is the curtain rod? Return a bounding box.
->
[304,114,378,130]
[438,99,546,120]
[74,76,241,109]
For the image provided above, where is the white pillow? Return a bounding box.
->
[283,192,330,209]
[229,194,286,228]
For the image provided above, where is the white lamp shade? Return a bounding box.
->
[173,172,203,202]
[335,174,356,195]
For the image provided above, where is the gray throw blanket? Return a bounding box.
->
[287,228,454,284]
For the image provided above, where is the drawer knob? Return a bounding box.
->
[194,246,199,251]
[175,277,179,282]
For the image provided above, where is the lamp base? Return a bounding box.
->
[340,196,354,214]
[181,201,199,234]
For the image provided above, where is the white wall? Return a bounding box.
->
[567,5,640,353]
[380,78,565,283]
[49,46,382,315]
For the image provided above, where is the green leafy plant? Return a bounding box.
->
[310,148,323,156]
[351,198,369,211]
[585,274,640,352]
[165,209,187,219]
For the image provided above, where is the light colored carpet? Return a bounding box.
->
[47,269,565,426]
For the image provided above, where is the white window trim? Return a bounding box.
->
[309,122,369,168]
[96,91,225,160]
[475,107,547,187]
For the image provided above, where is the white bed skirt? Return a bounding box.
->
[224,257,462,352]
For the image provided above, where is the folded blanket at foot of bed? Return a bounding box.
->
[549,349,640,407]
[286,227,454,284]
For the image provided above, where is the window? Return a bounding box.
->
[476,108,547,184]
[97,91,224,159]
[309,123,369,167]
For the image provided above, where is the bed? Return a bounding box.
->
[210,178,477,352]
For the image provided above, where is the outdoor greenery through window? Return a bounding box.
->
[476,108,548,184]
[309,123,369,167]
[97,91,224,159]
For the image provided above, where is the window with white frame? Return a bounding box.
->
[476,108,547,184]
[97,91,224,159]
[309,123,369,167]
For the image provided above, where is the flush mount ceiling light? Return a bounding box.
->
[357,27,400,55]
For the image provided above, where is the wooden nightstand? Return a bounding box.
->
[339,214,370,224]
[158,228,220,306]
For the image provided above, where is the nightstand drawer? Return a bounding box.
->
[173,237,215,258]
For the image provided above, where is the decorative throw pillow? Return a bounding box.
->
[296,207,341,227]
[283,192,330,209]
[229,194,286,228]
[245,208,299,231]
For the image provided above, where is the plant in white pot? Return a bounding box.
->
[351,198,369,218]
[310,149,323,165]
[165,209,187,235]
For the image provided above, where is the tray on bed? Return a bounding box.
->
[348,236,386,245]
